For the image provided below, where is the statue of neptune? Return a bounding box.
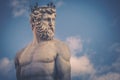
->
[15,2,71,80]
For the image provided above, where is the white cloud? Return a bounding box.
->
[66,36,83,55]
[11,0,19,7]
[0,57,15,77]
[13,9,26,17]
[92,57,120,80]
[109,43,120,53]
[92,72,120,80]
[111,57,120,72]
[71,55,95,76]
[56,0,64,8]
[105,43,120,72]
[65,36,95,76]
[11,0,29,17]
[90,42,120,80]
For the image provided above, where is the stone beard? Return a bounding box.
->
[30,7,56,41]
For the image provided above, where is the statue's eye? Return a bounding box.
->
[43,18,50,21]
[47,18,51,21]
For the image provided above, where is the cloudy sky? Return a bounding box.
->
[0,0,120,80]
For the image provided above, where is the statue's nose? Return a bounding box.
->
[49,19,53,27]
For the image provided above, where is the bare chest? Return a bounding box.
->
[32,45,57,62]
[19,43,57,66]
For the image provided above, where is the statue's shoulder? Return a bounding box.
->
[14,43,31,65]
[54,39,71,61]
[54,39,68,48]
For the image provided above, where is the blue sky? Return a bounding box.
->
[0,0,120,80]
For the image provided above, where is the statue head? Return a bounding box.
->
[30,2,56,41]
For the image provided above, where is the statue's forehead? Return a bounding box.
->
[42,13,55,18]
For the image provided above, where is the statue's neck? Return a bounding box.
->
[32,28,41,45]
[32,36,53,46]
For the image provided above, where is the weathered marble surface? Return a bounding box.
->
[15,2,71,80]
[15,40,71,80]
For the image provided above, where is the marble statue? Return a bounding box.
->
[14,2,71,80]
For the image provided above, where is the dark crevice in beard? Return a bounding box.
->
[36,25,54,41]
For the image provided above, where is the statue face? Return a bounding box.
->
[31,12,56,40]
[41,13,55,33]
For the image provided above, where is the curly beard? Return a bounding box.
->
[35,22,55,41]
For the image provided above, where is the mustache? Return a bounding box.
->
[36,25,54,40]
[36,24,54,33]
